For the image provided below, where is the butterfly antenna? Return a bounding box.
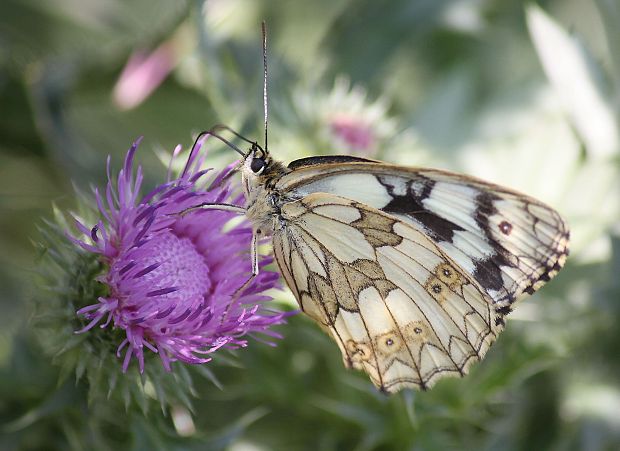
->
[262,21,269,153]
[190,130,245,157]
[210,124,262,150]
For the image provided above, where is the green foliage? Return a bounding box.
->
[1,0,620,450]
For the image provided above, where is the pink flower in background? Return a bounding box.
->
[113,43,177,110]
[69,138,289,373]
[329,114,376,152]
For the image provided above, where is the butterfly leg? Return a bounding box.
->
[178,201,259,290]
[176,202,262,318]
[232,229,260,296]
[219,229,262,325]
[179,202,246,216]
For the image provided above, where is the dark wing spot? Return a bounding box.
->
[495,306,512,316]
[381,178,466,242]
[499,221,513,235]
[472,253,512,292]
[474,191,501,229]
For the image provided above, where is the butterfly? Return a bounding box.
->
[191,24,569,393]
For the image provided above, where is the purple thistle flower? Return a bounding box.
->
[68,137,289,373]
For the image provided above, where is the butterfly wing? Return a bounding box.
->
[276,160,569,310]
[272,192,503,392]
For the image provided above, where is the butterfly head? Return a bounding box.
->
[244,142,269,176]
[240,142,287,201]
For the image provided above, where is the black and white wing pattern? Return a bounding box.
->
[276,159,569,315]
[272,193,504,392]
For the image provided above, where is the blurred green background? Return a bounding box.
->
[2,0,620,450]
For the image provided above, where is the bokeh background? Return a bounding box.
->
[2,0,620,450]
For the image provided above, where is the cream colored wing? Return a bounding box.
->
[277,160,569,311]
[272,192,503,392]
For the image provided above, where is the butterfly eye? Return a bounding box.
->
[250,157,266,173]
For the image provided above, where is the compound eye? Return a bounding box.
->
[250,157,266,173]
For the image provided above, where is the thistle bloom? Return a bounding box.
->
[329,114,376,151]
[68,137,287,373]
[271,77,401,161]
[321,78,395,154]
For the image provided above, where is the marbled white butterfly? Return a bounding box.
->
[191,24,569,392]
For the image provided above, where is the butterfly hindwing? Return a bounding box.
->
[276,162,569,309]
[272,193,502,392]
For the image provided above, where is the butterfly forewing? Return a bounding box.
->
[272,193,503,392]
[275,161,569,310]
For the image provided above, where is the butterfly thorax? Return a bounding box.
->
[241,149,291,233]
